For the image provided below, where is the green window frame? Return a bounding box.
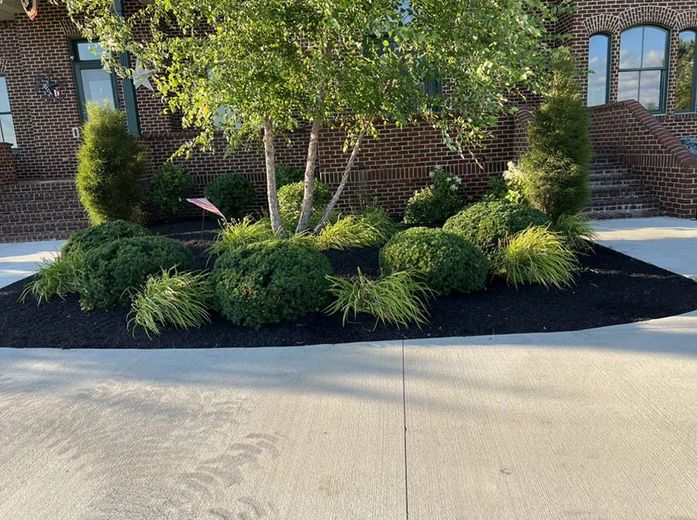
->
[0,76,17,148]
[676,30,697,113]
[70,39,120,120]
[618,25,670,114]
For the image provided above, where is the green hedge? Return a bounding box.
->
[61,220,150,257]
[150,163,195,218]
[204,173,256,220]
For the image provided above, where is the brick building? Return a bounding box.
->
[1,0,697,241]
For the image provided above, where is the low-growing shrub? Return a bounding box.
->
[212,240,333,328]
[314,215,385,251]
[494,226,578,288]
[276,165,304,187]
[150,163,195,218]
[380,227,488,295]
[278,181,332,230]
[61,220,150,257]
[80,236,195,310]
[204,173,256,220]
[403,168,466,227]
[76,103,147,224]
[20,252,85,305]
[128,269,212,337]
[443,200,548,255]
[325,269,433,328]
[553,213,596,252]
[208,216,275,255]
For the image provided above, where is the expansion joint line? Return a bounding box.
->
[401,339,410,520]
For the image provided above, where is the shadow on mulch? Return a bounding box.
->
[1,218,697,349]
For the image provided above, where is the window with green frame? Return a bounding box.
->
[676,30,697,112]
[617,25,669,113]
[0,76,17,148]
[71,40,119,120]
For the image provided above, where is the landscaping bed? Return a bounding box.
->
[2,219,696,349]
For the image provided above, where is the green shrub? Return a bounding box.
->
[314,214,386,251]
[61,220,150,257]
[380,227,488,295]
[403,168,466,227]
[277,181,332,230]
[80,236,195,310]
[150,163,195,218]
[212,240,333,328]
[360,207,399,239]
[208,216,275,255]
[76,103,147,224]
[553,213,596,252]
[204,173,256,220]
[276,165,304,187]
[20,252,85,305]
[128,269,212,337]
[494,226,578,288]
[443,200,548,255]
[325,269,433,329]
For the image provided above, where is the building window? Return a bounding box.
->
[71,40,119,119]
[618,25,669,113]
[0,76,17,148]
[676,30,697,112]
[587,33,611,106]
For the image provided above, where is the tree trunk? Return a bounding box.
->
[295,117,322,233]
[263,118,284,236]
[314,126,367,233]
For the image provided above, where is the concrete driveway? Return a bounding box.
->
[2,312,697,519]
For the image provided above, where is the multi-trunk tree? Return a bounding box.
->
[57,0,562,235]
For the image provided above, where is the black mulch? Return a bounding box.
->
[2,219,697,349]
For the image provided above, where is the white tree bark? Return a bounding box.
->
[263,118,285,236]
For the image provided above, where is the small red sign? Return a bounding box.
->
[22,0,39,21]
[186,198,225,218]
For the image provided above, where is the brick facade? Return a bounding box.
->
[2,1,697,241]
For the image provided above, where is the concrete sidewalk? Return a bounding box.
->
[0,240,64,289]
[2,312,697,519]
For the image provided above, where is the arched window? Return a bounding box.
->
[587,33,611,106]
[677,30,697,112]
[618,26,669,113]
[0,76,17,148]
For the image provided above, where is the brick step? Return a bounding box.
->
[586,196,661,211]
[590,185,653,199]
[589,175,642,188]
[584,208,663,220]
[589,166,632,176]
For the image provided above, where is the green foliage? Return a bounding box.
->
[485,169,526,205]
[278,181,331,229]
[359,207,399,239]
[325,269,434,329]
[128,268,212,337]
[61,220,150,257]
[76,103,147,224]
[20,253,85,305]
[150,163,195,218]
[494,226,578,288]
[553,213,596,252]
[276,165,304,187]
[204,173,256,220]
[380,227,488,295]
[80,236,195,310]
[212,240,333,328]
[519,51,590,219]
[314,214,387,251]
[209,216,275,255]
[403,168,466,227]
[443,200,549,255]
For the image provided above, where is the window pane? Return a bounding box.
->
[0,114,17,147]
[587,34,609,106]
[80,69,116,108]
[642,27,667,67]
[639,70,662,111]
[0,76,10,113]
[76,41,105,61]
[618,71,639,101]
[676,31,696,112]
[620,27,643,69]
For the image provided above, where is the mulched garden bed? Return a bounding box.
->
[2,219,697,349]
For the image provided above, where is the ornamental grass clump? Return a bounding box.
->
[359,207,399,239]
[314,215,385,251]
[494,226,578,289]
[128,269,212,337]
[553,213,596,252]
[20,252,85,305]
[325,269,434,329]
[208,216,275,255]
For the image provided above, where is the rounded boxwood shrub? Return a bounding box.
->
[150,163,195,218]
[443,200,548,255]
[278,181,331,229]
[80,236,195,310]
[61,220,150,257]
[212,240,333,328]
[380,227,488,295]
[403,168,466,227]
[204,173,256,220]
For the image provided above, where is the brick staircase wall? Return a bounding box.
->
[590,101,697,219]
[0,143,16,186]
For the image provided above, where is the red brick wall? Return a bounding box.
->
[0,143,16,185]
[591,100,697,218]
